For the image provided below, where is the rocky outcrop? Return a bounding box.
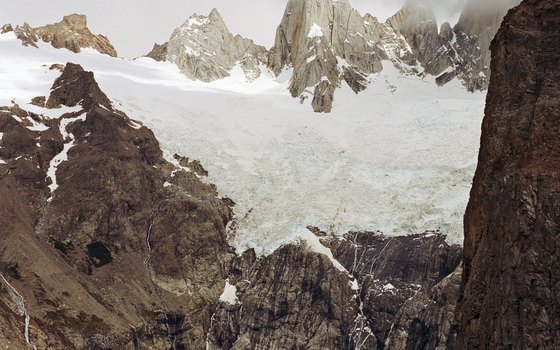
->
[267,0,502,111]
[3,14,117,56]
[386,266,462,349]
[207,231,462,349]
[455,0,560,348]
[0,63,233,348]
[268,0,385,112]
[147,9,268,82]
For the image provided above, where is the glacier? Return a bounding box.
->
[0,32,485,255]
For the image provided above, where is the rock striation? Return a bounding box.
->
[455,0,560,348]
[147,9,268,82]
[3,14,117,56]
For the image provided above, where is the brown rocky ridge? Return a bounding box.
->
[0,62,233,348]
[3,14,117,57]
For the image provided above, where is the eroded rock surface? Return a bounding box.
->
[455,0,560,348]
[387,1,488,91]
[455,0,522,71]
[143,0,516,113]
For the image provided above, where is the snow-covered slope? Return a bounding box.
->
[0,32,485,255]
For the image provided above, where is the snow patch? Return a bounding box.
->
[23,104,83,119]
[46,113,86,202]
[306,55,317,63]
[219,279,239,305]
[184,46,200,57]
[0,274,37,349]
[383,283,395,291]
[25,117,49,131]
[296,228,346,272]
[185,16,210,28]
[307,23,324,38]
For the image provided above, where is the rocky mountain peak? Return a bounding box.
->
[146,9,268,82]
[208,7,225,24]
[141,0,518,112]
[46,62,112,110]
[268,0,385,112]
[0,63,235,348]
[1,14,117,57]
[61,13,87,27]
[388,0,438,31]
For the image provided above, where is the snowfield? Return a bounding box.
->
[0,33,485,255]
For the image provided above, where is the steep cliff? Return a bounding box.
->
[207,232,462,349]
[3,14,117,57]
[387,1,488,91]
[456,0,560,348]
[268,0,385,112]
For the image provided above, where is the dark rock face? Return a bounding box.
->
[208,244,367,349]
[46,62,112,109]
[386,266,462,349]
[455,0,560,348]
[0,63,233,348]
[207,232,462,349]
[326,232,462,349]
[146,42,168,62]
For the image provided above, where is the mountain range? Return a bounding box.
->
[142,0,519,112]
[1,0,559,349]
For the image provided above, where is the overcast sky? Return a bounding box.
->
[1,0,468,58]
